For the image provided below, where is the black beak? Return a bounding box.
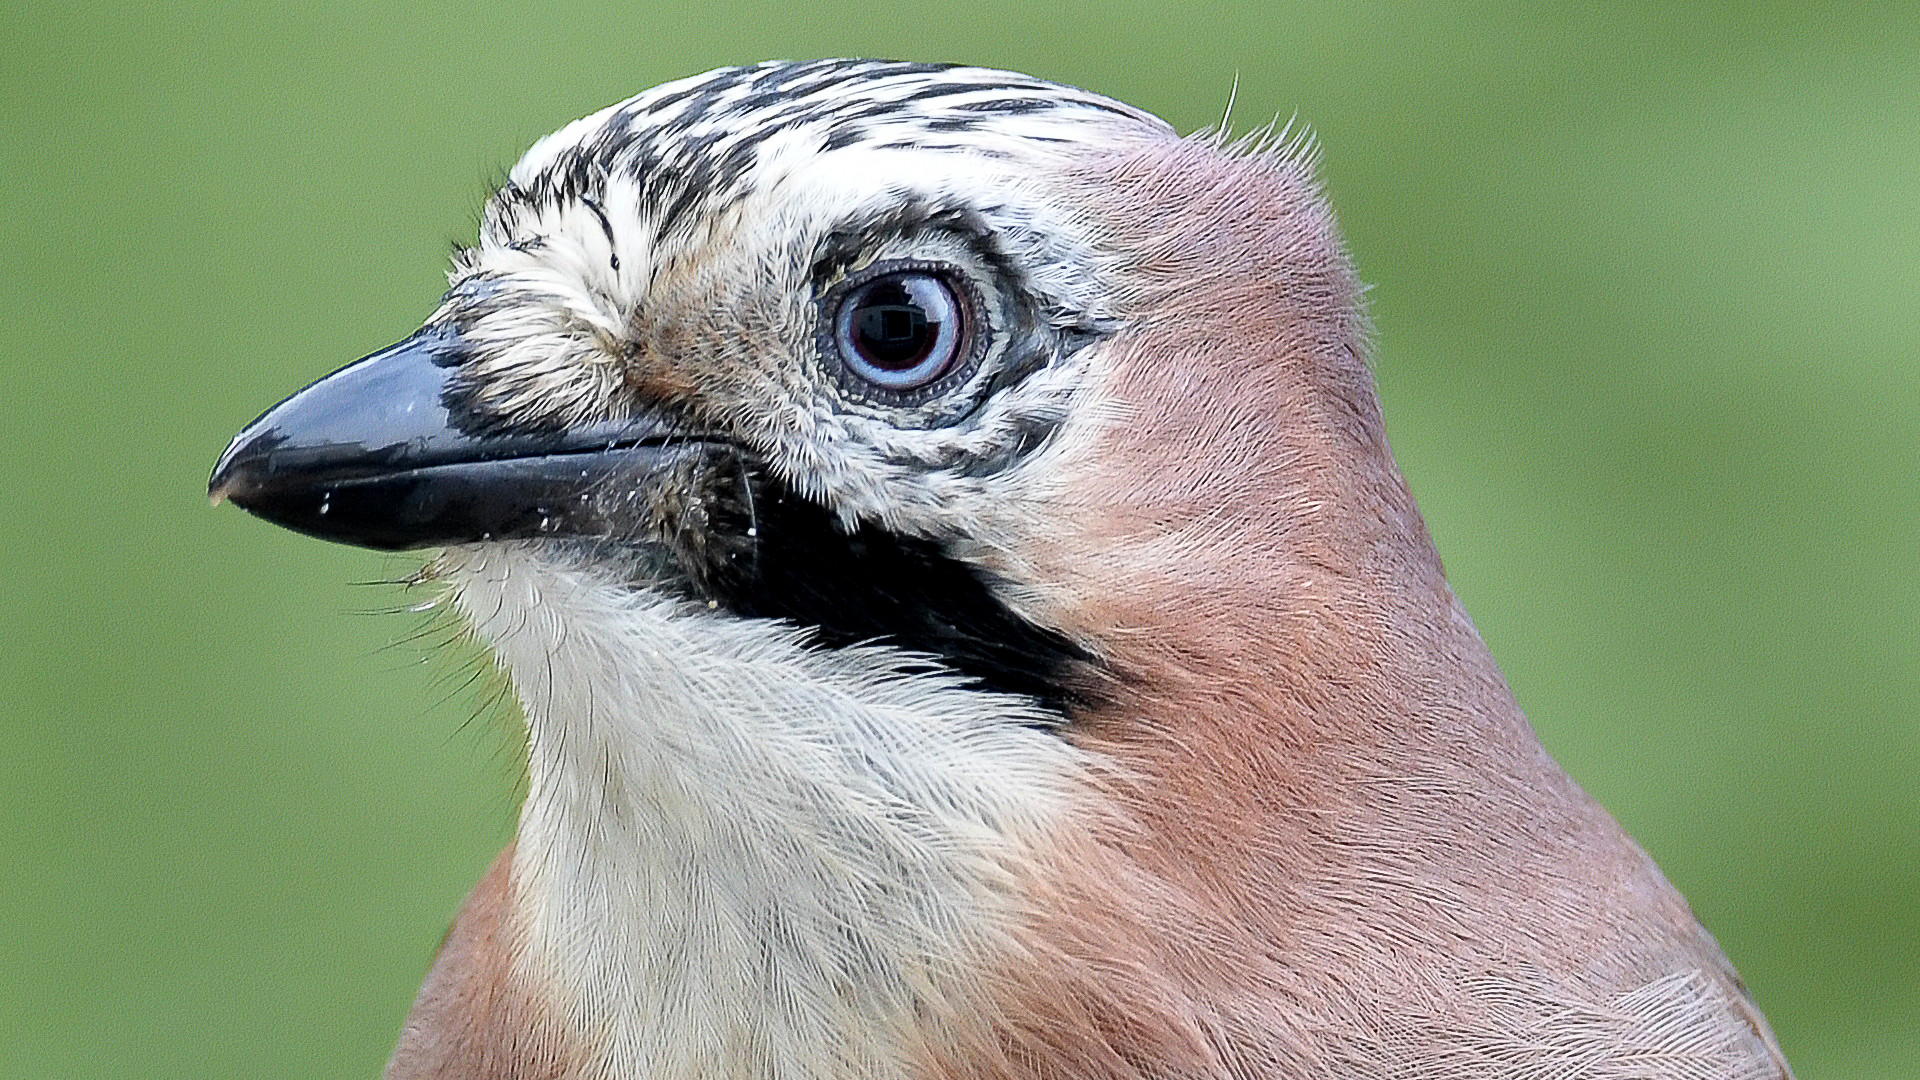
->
[208,326,688,551]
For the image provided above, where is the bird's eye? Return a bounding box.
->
[832,272,966,391]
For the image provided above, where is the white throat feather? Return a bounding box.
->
[441,543,1090,1080]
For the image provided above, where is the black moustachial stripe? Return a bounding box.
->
[639,449,1098,718]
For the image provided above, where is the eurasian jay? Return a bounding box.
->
[210,60,1793,1080]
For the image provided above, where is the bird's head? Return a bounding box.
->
[211,60,1417,717]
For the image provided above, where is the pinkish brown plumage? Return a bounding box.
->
[950,134,1788,1080]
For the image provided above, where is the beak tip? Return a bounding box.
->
[208,436,252,509]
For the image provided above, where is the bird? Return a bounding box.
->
[209,59,1793,1080]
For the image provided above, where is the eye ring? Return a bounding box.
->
[830,269,970,392]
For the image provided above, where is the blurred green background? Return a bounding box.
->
[4,1,1915,1076]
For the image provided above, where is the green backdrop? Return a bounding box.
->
[4,2,1915,1076]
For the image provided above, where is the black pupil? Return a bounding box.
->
[853,284,936,369]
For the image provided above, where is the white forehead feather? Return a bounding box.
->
[484,62,1169,284]
[510,60,1170,189]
